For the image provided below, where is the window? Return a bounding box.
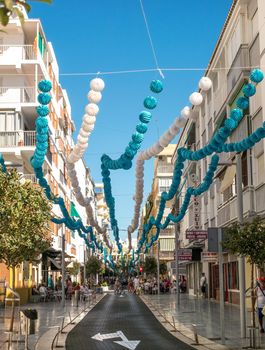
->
[158,178,172,194]
[227,17,242,67]
[256,153,264,186]
[213,73,219,93]
[251,10,258,41]
[228,261,239,290]
[241,151,248,188]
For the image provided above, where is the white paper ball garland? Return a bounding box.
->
[66,77,112,251]
[199,76,212,91]
[127,75,213,250]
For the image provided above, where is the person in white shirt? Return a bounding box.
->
[133,276,140,294]
[200,273,207,297]
[255,278,265,333]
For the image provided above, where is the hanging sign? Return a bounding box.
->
[186,230,207,240]
[178,249,192,261]
[201,252,218,262]
[193,196,201,230]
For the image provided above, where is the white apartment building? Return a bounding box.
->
[0,12,97,289]
[172,0,265,303]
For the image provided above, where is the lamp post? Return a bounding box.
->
[157,241,160,295]
[61,226,66,307]
[174,223,180,306]
[236,153,246,339]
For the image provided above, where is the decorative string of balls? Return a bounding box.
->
[127,76,214,250]
[136,69,264,254]
[30,80,107,254]
[100,79,163,253]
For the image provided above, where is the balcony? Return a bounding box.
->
[217,186,254,226]
[0,45,36,63]
[0,131,36,147]
[227,45,250,95]
[157,165,174,175]
[159,251,174,260]
[23,174,38,183]
[0,87,36,104]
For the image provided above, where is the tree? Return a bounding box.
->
[223,217,265,329]
[160,262,167,276]
[143,256,157,275]
[0,169,52,330]
[0,0,52,27]
[85,256,102,277]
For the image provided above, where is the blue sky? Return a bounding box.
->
[31,0,232,240]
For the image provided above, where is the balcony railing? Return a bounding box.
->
[23,174,38,183]
[0,45,36,60]
[0,131,36,147]
[0,87,36,103]
[157,165,174,174]
[227,45,250,94]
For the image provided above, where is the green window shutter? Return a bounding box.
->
[70,202,80,218]
[38,32,43,56]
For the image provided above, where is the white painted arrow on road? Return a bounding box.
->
[91,330,140,349]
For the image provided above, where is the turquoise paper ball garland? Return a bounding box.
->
[30,80,106,254]
[101,80,163,253]
[135,69,264,260]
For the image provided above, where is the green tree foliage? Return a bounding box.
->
[223,217,265,328]
[0,169,52,268]
[143,256,157,275]
[85,256,102,276]
[159,262,167,276]
[0,0,52,27]
[68,261,80,278]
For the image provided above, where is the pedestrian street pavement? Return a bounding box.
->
[143,293,265,350]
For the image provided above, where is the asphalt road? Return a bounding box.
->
[66,293,196,350]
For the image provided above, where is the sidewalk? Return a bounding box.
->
[142,293,264,350]
[0,294,98,350]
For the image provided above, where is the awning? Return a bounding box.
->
[70,202,80,218]
[159,238,175,252]
[220,165,236,193]
[48,257,61,271]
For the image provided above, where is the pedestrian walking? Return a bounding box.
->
[255,278,265,333]
[200,273,207,298]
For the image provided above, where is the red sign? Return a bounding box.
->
[186,230,208,240]
[178,249,192,261]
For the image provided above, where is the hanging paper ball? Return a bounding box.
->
[198,77,212,91]
[83,123,95,132]
[139,111,152,123]
[169,123,180,136]
[38,80,52,93]
[230,108,243,122]
[129,141,141,150]
[250,69,264,83]
[150,80,163,93]
[181,106,191,119]
[144,96,157,109]
[87,90,102,103]
[85,103,99,116]
[36,105,49,117]
[132,132,144,143]
[175,116,187,128]
[136,123,148,134]
[83,114,96,125]
[189,92,203,106]
[36,117,48,128]
[79,129,90,138]
[243,83,256,97]
[38,93,51,105]
[90,78,105,91]
[236,96,249,110]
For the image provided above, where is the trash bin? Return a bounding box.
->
[20,309,38,335]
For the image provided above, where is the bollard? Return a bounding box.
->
[172,316,176,331]
[74,290,79,307]
[192,324,199,345]
[60,317,65,333]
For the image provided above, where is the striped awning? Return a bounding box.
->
[159,238,175,252]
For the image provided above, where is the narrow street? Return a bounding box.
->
[66,293,195,350]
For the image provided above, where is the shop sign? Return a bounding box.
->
[178,249,192,261]
[186,230,208,240]
[201,252,218,262]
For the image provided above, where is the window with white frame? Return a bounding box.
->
[158,178,172,194]
[256,153,264,186]
[227,16,242,67]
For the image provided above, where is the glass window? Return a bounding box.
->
[257,153,264,186]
